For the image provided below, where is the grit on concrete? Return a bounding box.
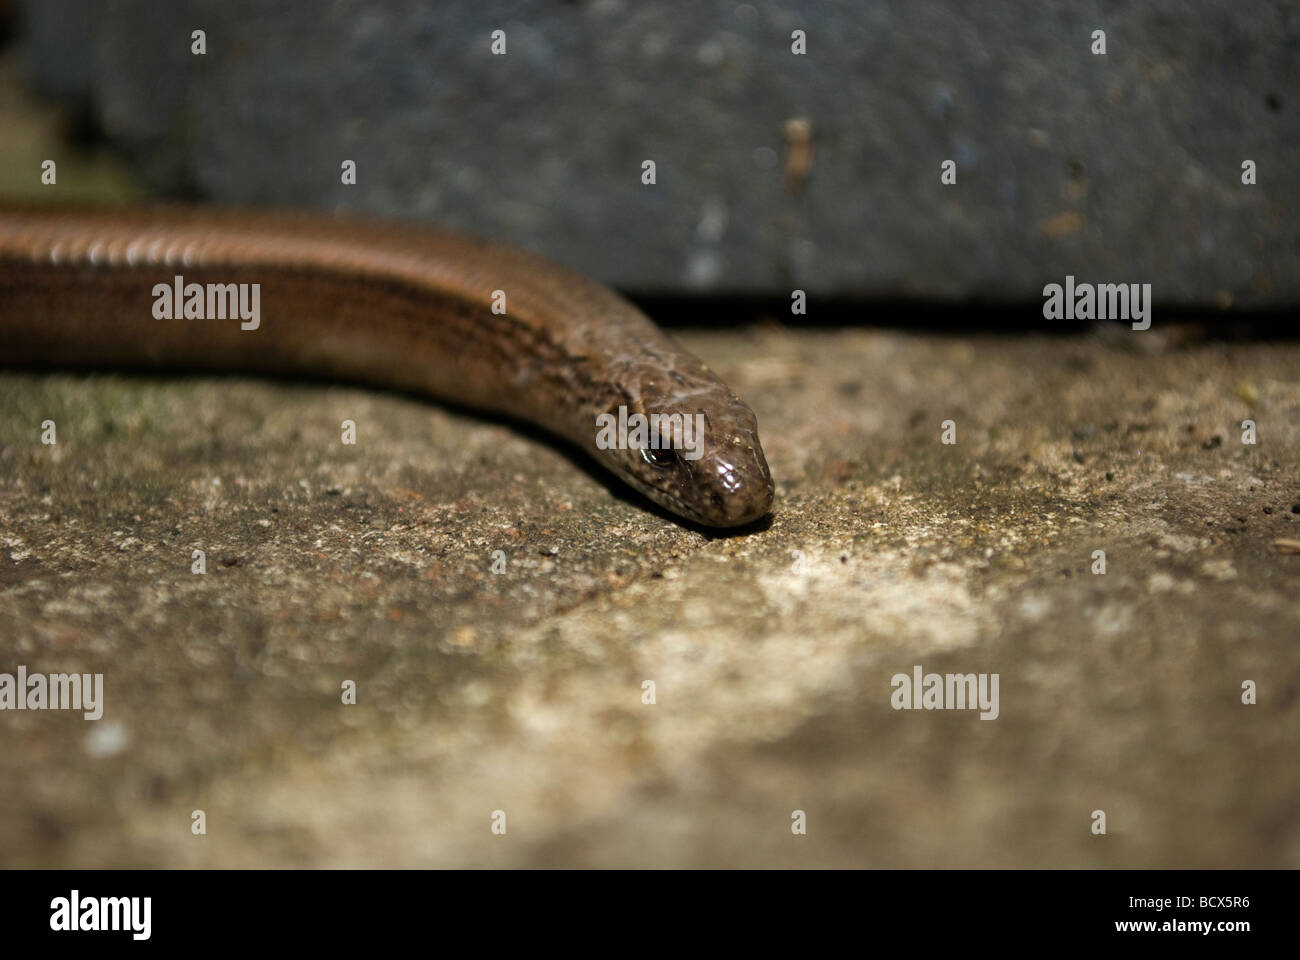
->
[1,325,1297,867]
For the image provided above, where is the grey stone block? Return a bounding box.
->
[17,0,97,104]
[20,0,1300,303]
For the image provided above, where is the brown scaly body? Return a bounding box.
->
[0,205,774,526]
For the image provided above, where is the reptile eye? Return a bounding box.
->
[641,446,677,469]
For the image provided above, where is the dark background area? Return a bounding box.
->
[7,0,1299,318]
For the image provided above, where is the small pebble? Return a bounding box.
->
[85,722,130,758]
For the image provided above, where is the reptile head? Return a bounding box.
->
[590,357,775,528]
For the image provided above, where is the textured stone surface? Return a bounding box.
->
[17,0,1300,302]
[2,326,1299,868]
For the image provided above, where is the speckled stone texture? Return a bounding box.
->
[2,326,1298,867]
[19,0,1300,301]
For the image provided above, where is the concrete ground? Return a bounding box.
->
[1,325,1297,868]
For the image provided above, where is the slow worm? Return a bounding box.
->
[0,206,774,527]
